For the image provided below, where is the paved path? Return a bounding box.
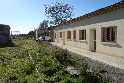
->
[51,42,124,70]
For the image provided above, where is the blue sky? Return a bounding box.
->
[0,0,121,34]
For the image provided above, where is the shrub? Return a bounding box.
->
[42,59,63,77]
[0,39,111,83]
[53,49,69,65]
[80,69,110,83]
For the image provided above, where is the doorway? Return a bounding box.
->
[63,31,65,45]
[89,29,96,52]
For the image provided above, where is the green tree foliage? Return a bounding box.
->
[28,31,35,38]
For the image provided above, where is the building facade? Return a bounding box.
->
[0,24,11,44]
[53,1,124,58]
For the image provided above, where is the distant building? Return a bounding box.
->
[0,24,11,44]
[36,26,54,41]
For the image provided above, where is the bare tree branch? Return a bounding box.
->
[44,2,74,26]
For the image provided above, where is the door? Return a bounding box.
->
[63,31,65,45]
[89,29,96,52]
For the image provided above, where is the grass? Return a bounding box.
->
[0,39,111,83]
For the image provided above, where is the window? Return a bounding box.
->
[73,30,76,40]
[54,33,56,38]
[60,32,62,38]
[102,27,117,42]
[79,29,86,40]
[67,31,71,39]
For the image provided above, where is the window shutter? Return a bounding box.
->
[102,27,117,42]
[103,28,106,42]
[55,33,56,38]
[73,30,76,39]
[67,31,71,39]
[107,28,111,41]
[79,30,82,40]
[69,31,71,39]
[60,32,62,38]
[111,27,116,42]
[82,30,84,40]
[84,30,86,40]
[67,31,69,39]
[79,30,86,40]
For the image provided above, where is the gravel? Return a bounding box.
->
[50,43,124,83]
[69,52,124,83]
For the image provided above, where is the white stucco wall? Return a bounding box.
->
[54,8,124,57]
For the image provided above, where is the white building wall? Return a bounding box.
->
[54,8,124,57]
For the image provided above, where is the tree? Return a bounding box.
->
[28,31,35,37]
[44,2,74,26]
[39,20,48,30]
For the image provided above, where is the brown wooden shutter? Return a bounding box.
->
[111,27,116,42]
[73,30,76,39]
[83,30,86,40]
[107,28,110,42]
[67,31,71,39]
[82,30,84,40]
[55,33,56,38]
[102,27,117,42]
[79,30,82,40]
[79,30,86,40]
[103,28,106,42]
[67,31,69,39]
[60,32,62,38]
[70,31,71,39]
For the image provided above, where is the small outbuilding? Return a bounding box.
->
[35,26,54,41]
[0,24,11,44]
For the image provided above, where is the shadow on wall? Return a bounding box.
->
[102,43,122,48]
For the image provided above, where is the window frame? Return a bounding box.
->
[79,29,86,40]
[101,26,117,43]
[67,31,71,40]
[60,32,62,38]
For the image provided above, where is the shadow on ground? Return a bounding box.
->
[0,42,16,48]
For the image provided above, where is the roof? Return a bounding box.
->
[0,24,10,29]
[54,1,124,29]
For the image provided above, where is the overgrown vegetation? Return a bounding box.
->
[0,39,111,83]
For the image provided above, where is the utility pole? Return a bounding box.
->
[35,28,38,41]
